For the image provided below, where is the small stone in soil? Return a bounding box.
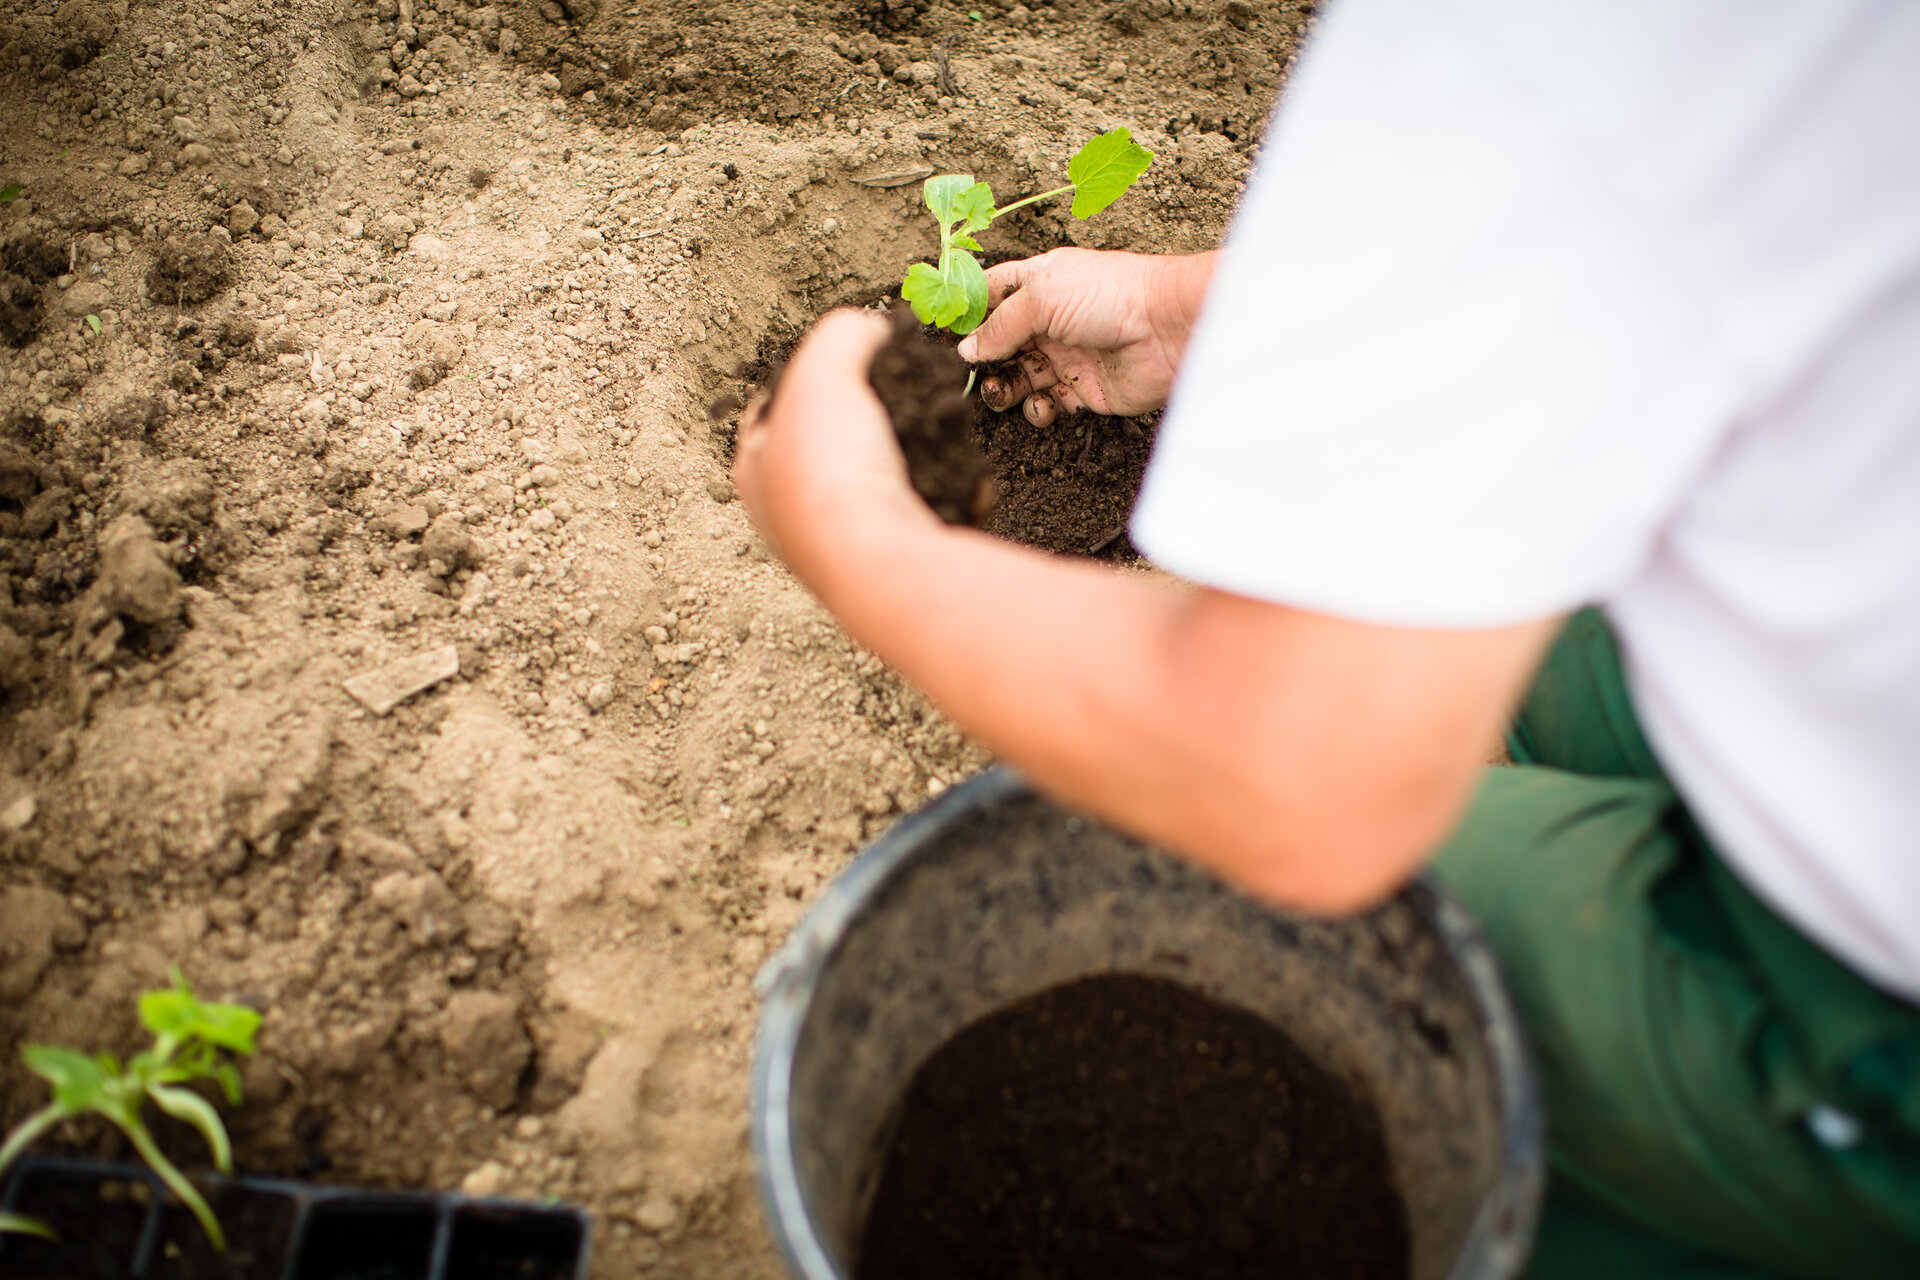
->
[343,643,461,715]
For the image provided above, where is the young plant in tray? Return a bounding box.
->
[901,126,1154,337]
[0,971,262,1251]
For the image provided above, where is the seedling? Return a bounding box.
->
[0,182,22,205]
[0,971,262,1252]
[900,127,1153,337]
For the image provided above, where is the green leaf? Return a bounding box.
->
[921,174,976,228]
[1067,127,1154,219]
[0,1211,57,1240]
[903,260,968,329]
[140,974,261,1055]
[948,248,990,336]
[952,233,982,252]
[190,1003,262,1055]
[148,1084,234,1174]
[953,181,995,233]
[0,183,21,204]
[903,249,990,334]
[213,1061,243,1106]
[22,1045,107,1112]
[85,314,100,334]
[140,987,197,1038]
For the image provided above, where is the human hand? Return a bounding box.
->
[956,247,1215,427]
[732,309,940,594]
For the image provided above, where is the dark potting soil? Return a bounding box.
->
[0,1167,150,1278]
[974,394,1157,558]
[741,298,1156,558]
[152,1184,299,1280]
[865,304,995,527]
[856,974,1410,1280]
[864,303,1159,552]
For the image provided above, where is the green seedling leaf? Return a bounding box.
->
[0,182,22,204]
[148,1084,234,1174]
[950,249,990,335]
[903,251,990,333]
[0,1211,57,1240]
[86,314,101,334]
[140,971,261,1055]
[1067,127,1155,219]
[902,260,969,329]
[953,182,995,234]
[22,1045,107,1112]
[140,987,196,1037]
[922,174,976,227]
[2,976,262,1258]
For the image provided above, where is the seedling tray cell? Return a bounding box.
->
[0,1157,591,1280]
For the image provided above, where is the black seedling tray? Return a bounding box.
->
[0,1155,591,1280]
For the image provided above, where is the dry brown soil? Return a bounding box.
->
[0,0,1308,1274]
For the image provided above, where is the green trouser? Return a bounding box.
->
[1432,612,1920,1280]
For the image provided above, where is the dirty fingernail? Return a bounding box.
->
[1024,394,1055,428]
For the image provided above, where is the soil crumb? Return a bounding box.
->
[868,305,993,526]
[857,973,1410,1280]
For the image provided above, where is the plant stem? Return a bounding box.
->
[121,1114,226,1254]
[0,1104,65,1178]
[0,1210,57,1240]
[991,183,1074,220]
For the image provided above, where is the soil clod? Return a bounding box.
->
[145,232,233,305]
[868,304,994,526]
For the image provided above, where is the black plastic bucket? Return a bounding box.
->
[752,768,1543,1280]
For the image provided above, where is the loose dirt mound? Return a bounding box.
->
[0,0,1309,1274]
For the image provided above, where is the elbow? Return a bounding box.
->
[1224,787,1467,918]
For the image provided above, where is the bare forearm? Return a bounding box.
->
[807,507,1505,912]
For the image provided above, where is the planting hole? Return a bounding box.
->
[291,1199,436,1280]
[856,974,1411,1280]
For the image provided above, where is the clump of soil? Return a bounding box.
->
[0,235,63,348]
[867,305,994,527]
[145,233,233,305]
[0,273,40,348]
[857,973,1410,1280]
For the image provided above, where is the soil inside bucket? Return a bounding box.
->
[856,973,1410,1280]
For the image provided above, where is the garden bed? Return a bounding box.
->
[0,0,1304,1275]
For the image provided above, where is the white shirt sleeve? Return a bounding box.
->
[1129,0,1854,628]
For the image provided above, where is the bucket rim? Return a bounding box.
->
[749,766,1544,1280]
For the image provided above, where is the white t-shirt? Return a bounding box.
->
[1132,0,1920,1000]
